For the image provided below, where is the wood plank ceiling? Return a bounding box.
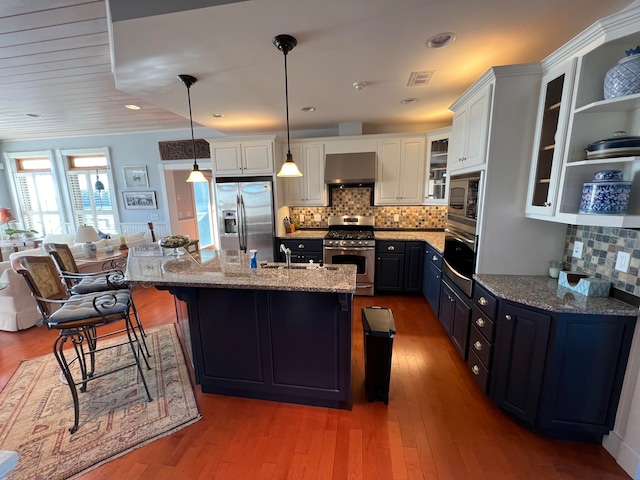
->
[0,0,190,142]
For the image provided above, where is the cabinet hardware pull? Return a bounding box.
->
[432,255,438,261]
[474,341,483,351]
[475,318,485,327]
[544,201,551,207]
[436,275,440,279]
[478,297,487,306]
[505,314,512,321]
[298,244,305,249]
[388,246,395,251]
[472,365,480,375]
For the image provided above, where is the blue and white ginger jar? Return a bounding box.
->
[604,46,640,99]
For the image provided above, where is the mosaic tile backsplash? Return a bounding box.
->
[564,225,640,298]
[289,187,446,229]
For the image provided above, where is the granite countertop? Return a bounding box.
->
[474,274,639,316]
[279,229,445,252]
[125,248,357,293]
[374,231,445,252]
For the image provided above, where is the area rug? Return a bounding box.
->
[0,324,201,480]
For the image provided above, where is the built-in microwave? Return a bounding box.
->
[447,172,481,230]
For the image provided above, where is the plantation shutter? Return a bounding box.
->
[67,171,116,234]
[14,172,63,235]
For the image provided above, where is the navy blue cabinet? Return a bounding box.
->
[279,239,323,264]
[422,244,442,314]
[491,300,636,441]
[172,286,353,409]
[439,277,471,360]
[376,240,424,293]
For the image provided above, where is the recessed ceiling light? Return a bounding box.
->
[26,113,43,118]
[210,113,224,118]
[300,106,316,112]
[125,104,141,110]
[426,32,456,48]
[353,82,367,90]
[400,98,419,105]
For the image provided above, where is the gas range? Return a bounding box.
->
[323,215,376,247]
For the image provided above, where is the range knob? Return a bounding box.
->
[358,241,363,245]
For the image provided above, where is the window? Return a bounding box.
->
[14,155,63,235]
[66,154,116,234]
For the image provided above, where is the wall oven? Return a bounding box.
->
[323,215,375,296]
[443,173,481,297]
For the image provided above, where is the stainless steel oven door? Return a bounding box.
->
[442,227,477,297]
[323,246,375,296]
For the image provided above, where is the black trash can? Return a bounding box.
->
[362,306,396,404]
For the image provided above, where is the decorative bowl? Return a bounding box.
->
[159,235,190,256]
[579,181,632,214]
[593,169,624,182]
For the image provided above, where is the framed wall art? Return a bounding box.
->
[123,165,149,188]
[123,191,157,209]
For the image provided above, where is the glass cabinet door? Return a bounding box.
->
[424,128,451,205]
[526,59,576,217]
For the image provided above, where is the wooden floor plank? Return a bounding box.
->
[0,288,632,479]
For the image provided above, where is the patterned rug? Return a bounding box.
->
[0,324,201,480]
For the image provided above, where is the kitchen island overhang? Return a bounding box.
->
[125,249,357,409]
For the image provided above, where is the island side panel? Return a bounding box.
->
[266,291,353,404]
[175,286,353,408]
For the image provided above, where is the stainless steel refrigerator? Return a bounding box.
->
[214,177,276,261]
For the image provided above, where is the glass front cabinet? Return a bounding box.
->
[525,59,577,218]
[424,127,451,205]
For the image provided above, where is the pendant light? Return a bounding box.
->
[178,74,208,183]
[273,34,303,177]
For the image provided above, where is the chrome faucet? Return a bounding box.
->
[280,244,292,268]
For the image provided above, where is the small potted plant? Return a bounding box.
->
[4,228,39,240]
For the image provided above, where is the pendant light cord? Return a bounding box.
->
[284,50,291,158]
[186,84,198,169]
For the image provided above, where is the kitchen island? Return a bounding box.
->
[125,248,357,409]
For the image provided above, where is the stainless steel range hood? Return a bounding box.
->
[324,152,376,185]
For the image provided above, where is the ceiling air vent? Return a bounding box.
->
[407,70,435,87]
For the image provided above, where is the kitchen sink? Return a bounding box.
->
[260,263,339,270]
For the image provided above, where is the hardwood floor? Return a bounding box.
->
[0,288,631,479]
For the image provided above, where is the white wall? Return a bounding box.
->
[0,127,220,227]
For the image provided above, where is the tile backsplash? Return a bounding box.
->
[289,186,446,229]
[565,225,640,297]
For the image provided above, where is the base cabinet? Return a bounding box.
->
[422,244,442,314]
[278,239,323,264]
[491,300,636,441]
[439,277,471,360]
[171,286,353,408]
[376,241,424,293]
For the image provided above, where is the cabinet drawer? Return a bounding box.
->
[280,239,323,252]
[469,325,493,369]
[467,349,490,394]
[473,283,497,319]
[472,306,495,342]
[377,241,405,254]
[425,243,443,269]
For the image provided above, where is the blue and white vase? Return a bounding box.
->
[604,46,640,99]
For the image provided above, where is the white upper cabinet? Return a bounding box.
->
[211,138,275,175]
[449,84,492,173]
[284,142,327,206]
[530,8,640,228]
[424,127,451,205]
[525,59,577,218]
[375,136,426,205]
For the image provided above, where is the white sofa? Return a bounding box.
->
[0,231,153,332]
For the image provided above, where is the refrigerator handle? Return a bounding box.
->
[240,194,248,252]
[236,194,244,251]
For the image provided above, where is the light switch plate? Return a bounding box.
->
[314,214,321,222]
[299,214,305,222]
[615,251,631,272]
[572,241,584,258]
[393,214,400,222]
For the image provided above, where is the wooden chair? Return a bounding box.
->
[44,242,149,356]
[12,255,152,433]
